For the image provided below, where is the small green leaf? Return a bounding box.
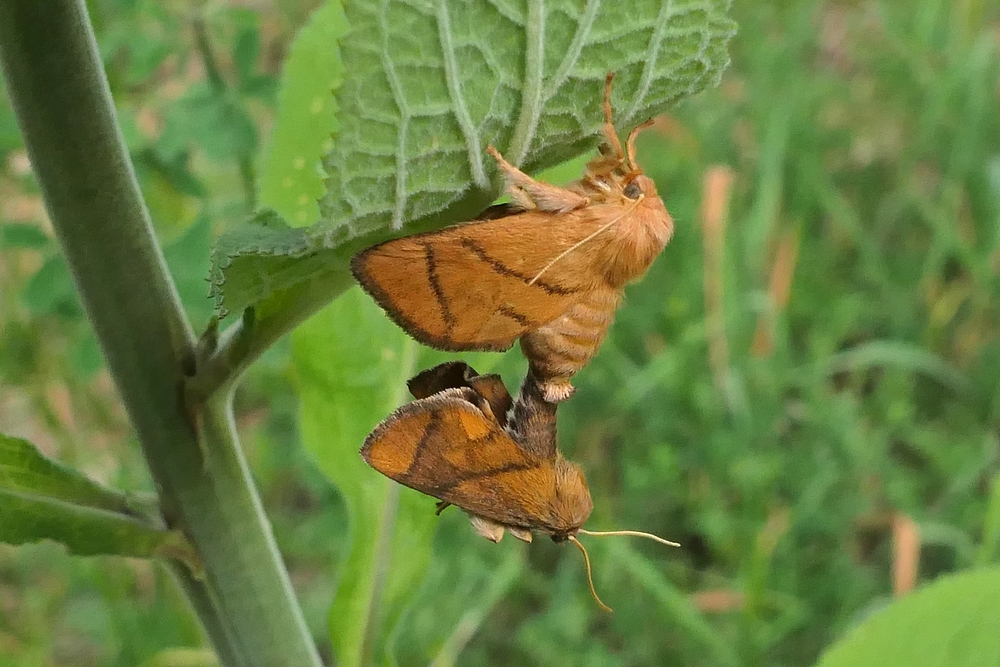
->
[138,648,219,667]
[0,80,22,158]
[211,0,734,320]
[0,433,194,565]
[70,330,104,377]
[21,254,81,317]
[161,86,258,162]
[812,340,972,395]
[0,222,51,249]
[233,25,261,86]
[814,567,1000,667]
[0,489,191,561]
[135,147,208,199]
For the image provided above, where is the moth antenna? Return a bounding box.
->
[602,73,625,161]
[578,528,681,548]
[625,118,656,172]
[527,199,642,286]
[568,535,613,612]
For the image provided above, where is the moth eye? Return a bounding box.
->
[623,180,642,199]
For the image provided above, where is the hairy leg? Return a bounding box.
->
[487,145,589,213]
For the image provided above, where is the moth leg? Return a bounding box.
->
[487,145,588,214]
[435,500,452,515]
[507,526,533,543]
[469,515,506,543]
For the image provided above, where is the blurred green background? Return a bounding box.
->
[2,1,1000,665]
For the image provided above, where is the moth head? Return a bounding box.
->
[593,74,661,206]
[549,455,594,533]
[621,173,659,202]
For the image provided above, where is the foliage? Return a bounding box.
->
[815,567,1000,667]
[0,433,193,563]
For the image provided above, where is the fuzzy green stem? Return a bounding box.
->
[0,2,320,665]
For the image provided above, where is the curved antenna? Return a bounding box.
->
[578,528,681,548]
[601,73,625,160]
[625,118,656,172]
[568,535,612,612]
[527,198,642,286]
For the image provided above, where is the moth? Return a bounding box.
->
[360,361,677,610]
[351,74,674,403]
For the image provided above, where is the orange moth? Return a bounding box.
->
[351,74,674,402]
[360,361,678,610]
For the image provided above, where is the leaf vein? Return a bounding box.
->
[505,0,546,166]
[436,1,487,188]
[543,0,601,105]
[626,0,676,122]
[379,0,411,229]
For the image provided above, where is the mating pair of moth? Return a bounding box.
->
[352,75,676,610]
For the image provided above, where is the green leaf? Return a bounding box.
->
[0,78,22,158]
[138,648,219,667]
[0,487,194,563]
[292,288,503,666]
[259,0,347,228]
[321,0,734,236]
[0,222,51,249]
[233,24,261,86]
[0,433,194,564]
[160,85,258,162]
[135,147,208,199]
[212,0,734,319]
[207,208,346,318]
[1,433,133,512]
[70,329,104,377]
[814,567,1000,667]
[293,288,435,667]
[811,340,972,395]
[21,254,81,317]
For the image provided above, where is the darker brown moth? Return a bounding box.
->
[361,361,592,545]
[360,361,677,610]
[351,74,674,403]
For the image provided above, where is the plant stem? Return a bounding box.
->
[0,2,321,665]
[192,12,257,211]
[192,15,227,93]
